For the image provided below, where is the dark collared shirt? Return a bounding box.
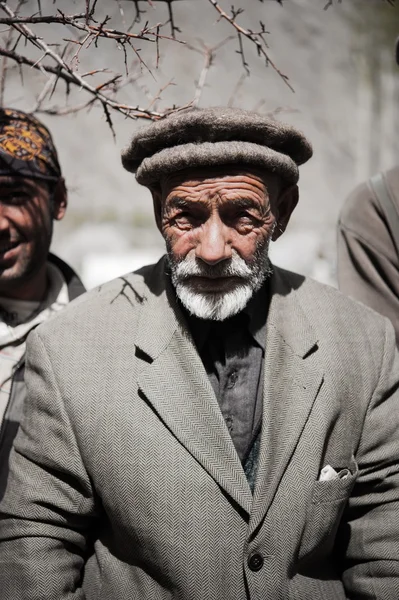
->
[187,285,268,463]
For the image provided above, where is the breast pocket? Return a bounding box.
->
[298,456,358,563]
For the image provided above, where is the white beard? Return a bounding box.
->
[168,246,273,321]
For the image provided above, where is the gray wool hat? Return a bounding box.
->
[121,107,313,187]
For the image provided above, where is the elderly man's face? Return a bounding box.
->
[154,167,297,320]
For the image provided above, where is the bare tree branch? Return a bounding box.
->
[324,0,341,9]
[0,13,14,105]
[0,46,189,121]
[188,36,234,106]
[227,72,247,107]
[0,0,299,134]
[0,12,180,45]
[207,0,294,92]
[166,0,181,39]
[0,2,189,126]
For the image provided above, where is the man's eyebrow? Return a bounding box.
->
[227,198,259,210]
[167,196,190,209]
[166,195,268,215]
[222,197,268,214]
[166,196,208,210]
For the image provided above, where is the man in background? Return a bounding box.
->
[337,168,399,343]
[0,108,85,497]
[337,39,399,343]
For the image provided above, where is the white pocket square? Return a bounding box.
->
[319,464,350,482]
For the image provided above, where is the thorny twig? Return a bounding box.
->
[0,46,189,120]
[130,0,184,37]
[0,0,25,103]
[0,1,186,125]
[35,97,97,116]
[188,36,234,106]
[227,72,247,107]
[0,15,13,105]
[323,0,342,8]
[0,12,179,45]
[193,48,213,106]
[0,0,296,133]
[131,0,148,25]
[207,0,293,92]
[146,79,175,110]
[166,0,181,39]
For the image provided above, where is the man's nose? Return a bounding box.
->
[195,217,232,265]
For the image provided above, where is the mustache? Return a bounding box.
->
[171,252,253,280]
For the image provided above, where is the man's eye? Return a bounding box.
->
[173,213,198,230]
[237,214,253,223]
[235,212,259,225]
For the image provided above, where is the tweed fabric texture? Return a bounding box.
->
[0,259,399,599]
[122,107,313,186]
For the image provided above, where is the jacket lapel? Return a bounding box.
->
[249,269,324,536]
[135,260,253,516]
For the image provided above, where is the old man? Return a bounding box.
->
[0,107,399,599]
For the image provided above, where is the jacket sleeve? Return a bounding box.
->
[337,181,399,345]
[339,319,399,598]
[0,329,98,599]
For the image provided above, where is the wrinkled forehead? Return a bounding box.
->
[159,166,281,199]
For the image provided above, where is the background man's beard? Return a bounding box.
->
[167,240,273,321]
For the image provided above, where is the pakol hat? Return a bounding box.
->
[0,108,62,182]
[122,107,313,187]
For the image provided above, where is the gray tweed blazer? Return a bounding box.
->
[0,257,399,599]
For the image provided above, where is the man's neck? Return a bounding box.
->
[0,266,48,302]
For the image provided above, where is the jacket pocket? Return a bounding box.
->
[297,456,358,563]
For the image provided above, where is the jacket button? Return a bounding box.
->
[248,553,264,572]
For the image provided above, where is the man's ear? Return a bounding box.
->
[272,184,299,241]
[52,177,68,221]
[150,186,163,233]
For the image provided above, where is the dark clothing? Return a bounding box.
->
[187,285,268,464]
[338,166,399,344]
[0,253,85,499]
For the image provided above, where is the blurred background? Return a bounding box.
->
[1,0,398,288]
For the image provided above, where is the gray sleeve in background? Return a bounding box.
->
[337,170,399,346]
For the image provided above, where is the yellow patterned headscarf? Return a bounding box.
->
[0,108,61,181]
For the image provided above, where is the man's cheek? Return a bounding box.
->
[168,232,196,258]
[234,239,259,263]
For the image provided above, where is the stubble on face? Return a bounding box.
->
[0,177,55,299]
